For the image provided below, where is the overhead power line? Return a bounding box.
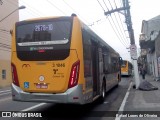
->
[5,0,45,18]
[97,0,105,12]
[105,17,127,47]
[62,0,89,24]
[111,0,130,45]
[20,0,45,17]
[97,0,129,48]
[46,0,67,15]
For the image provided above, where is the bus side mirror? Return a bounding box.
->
[119,57,123,65]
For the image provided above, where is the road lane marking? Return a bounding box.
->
[0,90,11,93]
[115,82,132,120]
[0,97,12,102]
[21,103,47,111]
[0,92,11,96]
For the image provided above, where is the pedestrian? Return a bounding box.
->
[139,66,142,75]
[141,65,146,79]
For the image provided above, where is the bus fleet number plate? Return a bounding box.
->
[36,83,48,89]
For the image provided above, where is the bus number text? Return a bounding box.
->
[52,63,65,67]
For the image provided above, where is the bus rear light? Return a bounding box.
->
[11,63,20,87]
[38,49,45,53]
[68,60,80,88]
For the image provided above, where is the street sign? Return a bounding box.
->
[130,45,137,60]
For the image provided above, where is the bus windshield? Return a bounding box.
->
[16,18,72,61]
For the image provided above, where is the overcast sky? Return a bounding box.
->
[17,0,160,61]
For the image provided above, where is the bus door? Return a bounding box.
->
[91,40,100,97]
[98,47,103,94]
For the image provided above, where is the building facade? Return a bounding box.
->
[139,15,160,80]
[0,0,19,88]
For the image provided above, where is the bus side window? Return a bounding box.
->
[111,57,116,73]
[82,29,92,77]
[103,54,109,74]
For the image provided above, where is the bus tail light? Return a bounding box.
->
[68,60,80,88]
[11,63,20,87]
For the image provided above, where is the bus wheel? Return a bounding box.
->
[116,75,120,87]
[99,81,106,103]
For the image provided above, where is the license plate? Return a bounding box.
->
[35,83,48,89]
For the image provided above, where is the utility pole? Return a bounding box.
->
[123,0,140,89]
[104,0,140,89]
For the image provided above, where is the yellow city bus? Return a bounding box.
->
[121,60,133,76]
[11,14,121,104]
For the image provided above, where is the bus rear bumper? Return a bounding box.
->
[11,83,85,104]
[121,72,129,76]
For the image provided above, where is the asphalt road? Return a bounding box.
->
[0,76,132,120]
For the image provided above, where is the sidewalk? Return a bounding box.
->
[122,74,160,120]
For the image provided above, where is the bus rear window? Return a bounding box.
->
[16,18,72,61]
[17,21,71,46]
[121,61,127,67]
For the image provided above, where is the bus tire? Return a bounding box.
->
[116,74,120,87]
[99,81,106,103]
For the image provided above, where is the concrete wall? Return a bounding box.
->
[155,35,160,58]
[141,16,160,41]
[0,0,18,88]
[155,35,160,77]
[0,60,11,88]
